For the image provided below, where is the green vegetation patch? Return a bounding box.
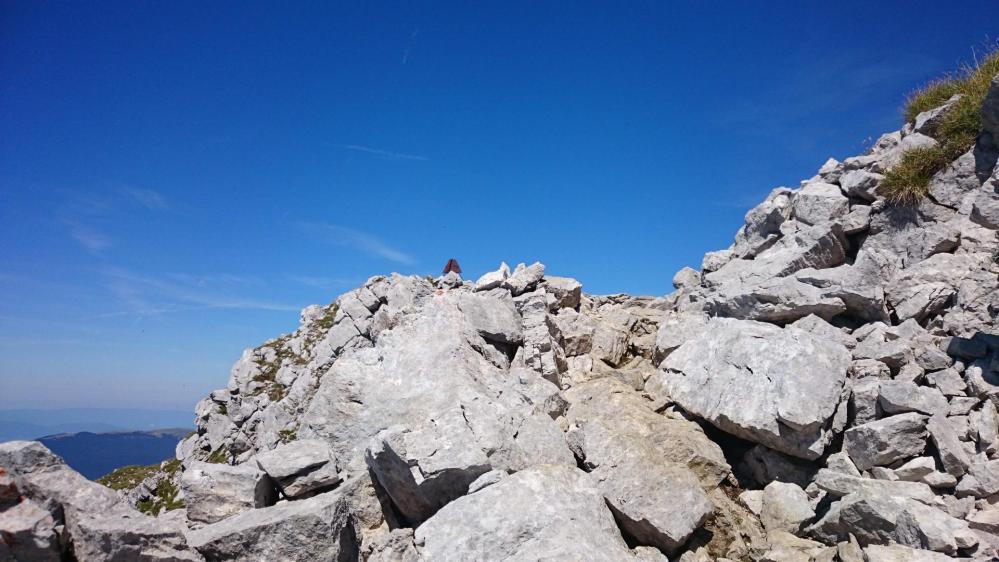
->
[881,48,999,204]
[97,458,185,516]
[879,146,949,204]
[97,463,160,491]
[206,446,230,464]
[314,303,338,331]
[136,476,184,516]
[248,334,307,401]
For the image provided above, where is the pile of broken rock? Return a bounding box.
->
[4,79,999,562]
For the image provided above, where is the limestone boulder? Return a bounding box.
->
[732,188,794,258]
[809,490,976,554]
[842,413,927,471]
[956,458,999,498]
[0,441,198,561]
[253,439,341,499]
[299,294,570,474]
[760,481,814,533]
[502,262,545,296]
[0,498,60,562]
[647,318,850,459]
[812,469,937,504]
[791,182,849,226]
[927,414,971,477]
[413,464,637,561]
[457,291,523,345]
[543,276,583,310]
[590,456,712,554]
[565,377,729,488]
[473,262,509,291]
[186,489,356,561]
[877,381,948,416]
[840,170,883,201]
[886,253,993,323]
[180,461,274,524]
[863,544,955,562]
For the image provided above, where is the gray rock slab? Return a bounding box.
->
[647,317,850,460]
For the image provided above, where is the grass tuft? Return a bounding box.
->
[97,458,185,516]
[206,446,229,464]
[904,79,962,123]
[879,147,949,204]
[881,47,999,204]
[97,464,159,491]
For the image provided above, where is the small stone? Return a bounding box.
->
[760,481,815,533]
[843,413,927,471]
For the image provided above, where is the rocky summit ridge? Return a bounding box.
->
[4,76,999,562]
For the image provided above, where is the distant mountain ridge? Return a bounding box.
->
[37,428,190,479]
[0,407,193,442]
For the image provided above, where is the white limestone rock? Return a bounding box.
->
[543,275,583,310]
[927,414,971,477]
[955,458,999,498]
[180,461,275,524]
[551,309,596,356]
[791,181,849,226]
[456,291,523,345]
[862,544,953,562]
[473,261,509,291]
[502,261,545,296]
[842,413,927,471]
[253,439,341,499]
[0,498,60,562]
[590,456,712,554]
[839,170,883,201]
[732,187,794,258]
[878,380,949,416]
[809,490,976,554]
[760,481,814,533]
[647,317,850,460]
[413,464,638,561]
[0,441,198,561]
[812,469,937,504]
[186,488,356,561]
[565,377,729,489]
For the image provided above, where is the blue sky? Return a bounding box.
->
[2,1,997,411]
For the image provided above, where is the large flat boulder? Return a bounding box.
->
[186,489,357,561]
[413,464,638,561]
[809,490,977,555]
[365,408,572,525]
[565,377,729,488]
[812,469,937,503]
[0,441,198,561]
[705,222,847,288]
[253,439,341,499]
[590,456,713,554]
[180,461,275,524]
[456,291,523,345]
[646,318,850,459]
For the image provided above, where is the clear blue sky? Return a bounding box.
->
[2,1,997,411]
